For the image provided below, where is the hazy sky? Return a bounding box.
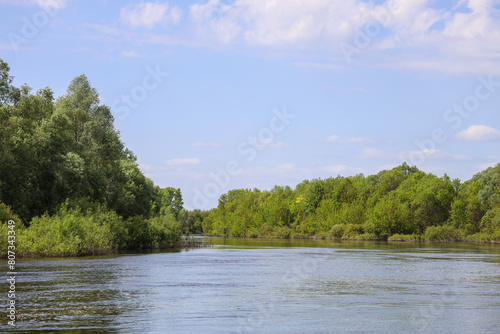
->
[1,0,500,209]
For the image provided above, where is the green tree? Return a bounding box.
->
[0,59,20,106]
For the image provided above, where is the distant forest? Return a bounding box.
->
[198,162,500,242]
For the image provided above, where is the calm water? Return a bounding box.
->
[2,238,500,333]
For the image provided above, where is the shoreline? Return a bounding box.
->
[204,234,500,244]
[3,234,498,259]
[0,237,207,259]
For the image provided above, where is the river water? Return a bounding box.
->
[2,238,500,333]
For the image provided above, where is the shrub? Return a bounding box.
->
[119,216,151,249]
[0,203,24,257]
[342,224,364,239]
[388,234,421,241]
[246,228,259,238]
[17,205,114,256]
[328,224,346,239]
[148,213,182,249]
[0,203,22,225]
[356,233,378,240]
[424,225,462,242]
[272,226,292,238]
[257,223,274,236]
[362,221,376,234]
[466,229,500,243]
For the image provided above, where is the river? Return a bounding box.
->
[2,237,500,333]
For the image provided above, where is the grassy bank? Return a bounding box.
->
[203,222,500,244]
[0,200,185,258]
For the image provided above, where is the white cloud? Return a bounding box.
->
[189,0,372,46]
[82,0,500,74]
[121,2,181,29]
[185,0,500,74]
[165,158,201,166]
[323,135,375,143]
[192,142,220,147]
[456,125,500,141]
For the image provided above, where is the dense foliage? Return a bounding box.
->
[0,59,184,256]
[201,163,500,242]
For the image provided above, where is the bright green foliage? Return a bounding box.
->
[199,163,500,242]
[148,213,182,248]
[449,181,486,234]
[0,202,21,225]
[11,200,184,256]
[17,203,116,256]
[388,234,421,241]
[371,194,412,237]
[154,187,183,219]
[305,180,325,214]
[424,226,462,242]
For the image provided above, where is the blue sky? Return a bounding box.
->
[1,0,500,209]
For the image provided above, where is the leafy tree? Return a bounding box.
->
[0,59,20,106]
[305,180,324,214]
[154,187,184,219]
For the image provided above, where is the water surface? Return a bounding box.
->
[2,238,500,333]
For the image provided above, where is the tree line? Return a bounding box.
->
[199,162,500,242]
[0,59,188,256]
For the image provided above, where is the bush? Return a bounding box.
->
[424,225,462,242]
[388,234,421,241]
[17,205,115,256]
[257,223,274,236]
[328,224,346,239]
[0,203,22,225]
[148,213,182,248]
[0,203,25,257]
[120,216,151,249]
[342,224,364,239]
[466,229,500,243]
[356,233,378,240]
[362,221,376,234]
[13,200,185,256]
[246,228,259,238]
[480,207,500,231]
[272,226,292,238]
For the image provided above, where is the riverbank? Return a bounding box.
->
[204,225,500,244]
[1,236,206,259]
[0,200,197,259]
